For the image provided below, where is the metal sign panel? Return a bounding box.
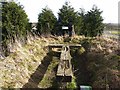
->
[62,26,68,30]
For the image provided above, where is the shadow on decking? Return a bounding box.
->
[22,52,53,88]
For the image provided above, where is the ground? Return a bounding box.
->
[0,35,120,88]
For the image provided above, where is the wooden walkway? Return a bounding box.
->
[48,44,81,82]
[56,46,72,82]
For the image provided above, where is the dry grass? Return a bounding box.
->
[0,35,63,88]
[0,35,119,88]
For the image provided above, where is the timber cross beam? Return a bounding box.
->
[48,44,81,48]
[48,44,81,51]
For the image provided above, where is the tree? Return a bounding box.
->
[79,5,104,37]
[2,1,29,56]
[37,7,57,36]
[57,2,80,35]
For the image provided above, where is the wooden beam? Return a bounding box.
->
[48,44,81,48]
[56,46,73,82]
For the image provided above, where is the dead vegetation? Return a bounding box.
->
[0,35,119,88]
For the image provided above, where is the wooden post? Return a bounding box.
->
[72,25,75,36]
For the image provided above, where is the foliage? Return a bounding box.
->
[77,47,85,55]
[63,36,71,42]
[57,3,104,37]
[79,6,104,37]
[57,2,81,35]
[58,2,77,25]
[67,76,77,89]
[2,1,29,56]
[70,37,119,88]
[37,7,57,35]
[38,2,104,37]
[91,55,120,88]
[85,42,120,88]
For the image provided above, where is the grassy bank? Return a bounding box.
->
[0,35,120,88]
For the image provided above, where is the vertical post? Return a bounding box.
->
[72,25,75,37]
[47,22,50,36]
[0,1,2,54]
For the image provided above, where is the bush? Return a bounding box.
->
[2,1,29,56]
[79,6,104,37]
[37,7,57,36]
[67,76,77,89]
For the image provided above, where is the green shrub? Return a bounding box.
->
[67,76,77,89]
[77,47,85,55]
[2,1,29,56]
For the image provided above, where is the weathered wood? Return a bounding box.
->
[48,44,81,49]
[48,44,81,82]
[56,46,73,82]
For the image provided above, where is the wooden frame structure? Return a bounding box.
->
[48,44,81,82]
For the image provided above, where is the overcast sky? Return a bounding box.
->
[16,0,119,23]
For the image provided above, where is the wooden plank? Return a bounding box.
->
[56,46,73,82]
[60,46,71,60]
[57,61,65,76]
[65,68,73,76]
[57,61,72,76]
[48,44,81,48]
[48,44,81,47]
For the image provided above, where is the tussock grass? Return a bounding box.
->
[0,35,63,88]
[0,35,119,88]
